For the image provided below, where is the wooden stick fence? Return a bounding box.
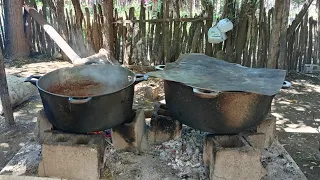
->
[0,0,318,71]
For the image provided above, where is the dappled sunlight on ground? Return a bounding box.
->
[273,73,320,179]
[272,74,320,134]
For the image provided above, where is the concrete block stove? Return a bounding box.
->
[33,102,307,180]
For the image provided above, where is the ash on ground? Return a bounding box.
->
[154,125,209,179]
[261,141,307,180]
[102,125,209,180]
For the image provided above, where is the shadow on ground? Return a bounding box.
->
[272,73,320,180]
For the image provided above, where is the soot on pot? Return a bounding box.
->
[47,80,105,97]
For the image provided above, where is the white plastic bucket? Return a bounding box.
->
[217,18,233,33]
[208,26,227,44]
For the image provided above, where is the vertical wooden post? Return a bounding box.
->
[318,0,320,63]
[204,1,214,57]
[102,0,115,60]
[0,49,14,126]
[139,1,147,64]
[163,0,170,64]
[306,17,313,64]
[278,0,290,69]
[173,0,181,60]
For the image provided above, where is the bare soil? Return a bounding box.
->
[274,73,320,180]
[0,58,319,179]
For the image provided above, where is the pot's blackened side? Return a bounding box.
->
[39,85,135,133]
[164,80,274,134]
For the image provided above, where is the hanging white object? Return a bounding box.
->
[208,26,227,44]
[216,18,234,33]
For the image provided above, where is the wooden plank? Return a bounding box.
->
[0,48,14,126]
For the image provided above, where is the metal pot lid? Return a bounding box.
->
[147,53,286,96]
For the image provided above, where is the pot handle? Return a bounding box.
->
[24,75,42,86]
[282,81,291,89]
[155,65,165,71]
[68,97,92,104]
[193,88,220,99]
[134,74,149,85]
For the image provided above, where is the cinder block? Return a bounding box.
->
[244,133,267,149]
[257,115,277,147]
[203,134,267,180]
[111,109,146,152]
[144,84,160,100]
[34,109,53,143]
[38,133,106,180]
[243,115,277,149]
[203,135,215,167]
[0,175,67,180]
[147,104,182,145]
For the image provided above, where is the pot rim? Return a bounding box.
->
[36,64,138,98]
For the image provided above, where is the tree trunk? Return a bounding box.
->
[4,0,30,59]
[70,0,86,57]
[102,0,115,61]
[318,0,320,63]
[163,0,170,64]
[306,17,313,64]
[0,48,14,126]
[56,0,69,61]
[173,0,182,60]
[70,0,83,27]
[302,13,308,68]
[292,27,300,71]
[249,15,258,68]
[235,0,249,64]
[189,0,195,17]
[267,0,284,68]
[287,0,314,37]
[223,0,235,62]
[278,0,290,70]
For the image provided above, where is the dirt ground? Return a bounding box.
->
[0,57,320,179]
[274,73,320,180]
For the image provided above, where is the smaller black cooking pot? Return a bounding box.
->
[25,64,148,133]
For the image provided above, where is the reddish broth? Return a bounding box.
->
[47,80,105,97]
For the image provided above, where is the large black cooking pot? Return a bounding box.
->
[25,64,148,133]
[155,65,288,134]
